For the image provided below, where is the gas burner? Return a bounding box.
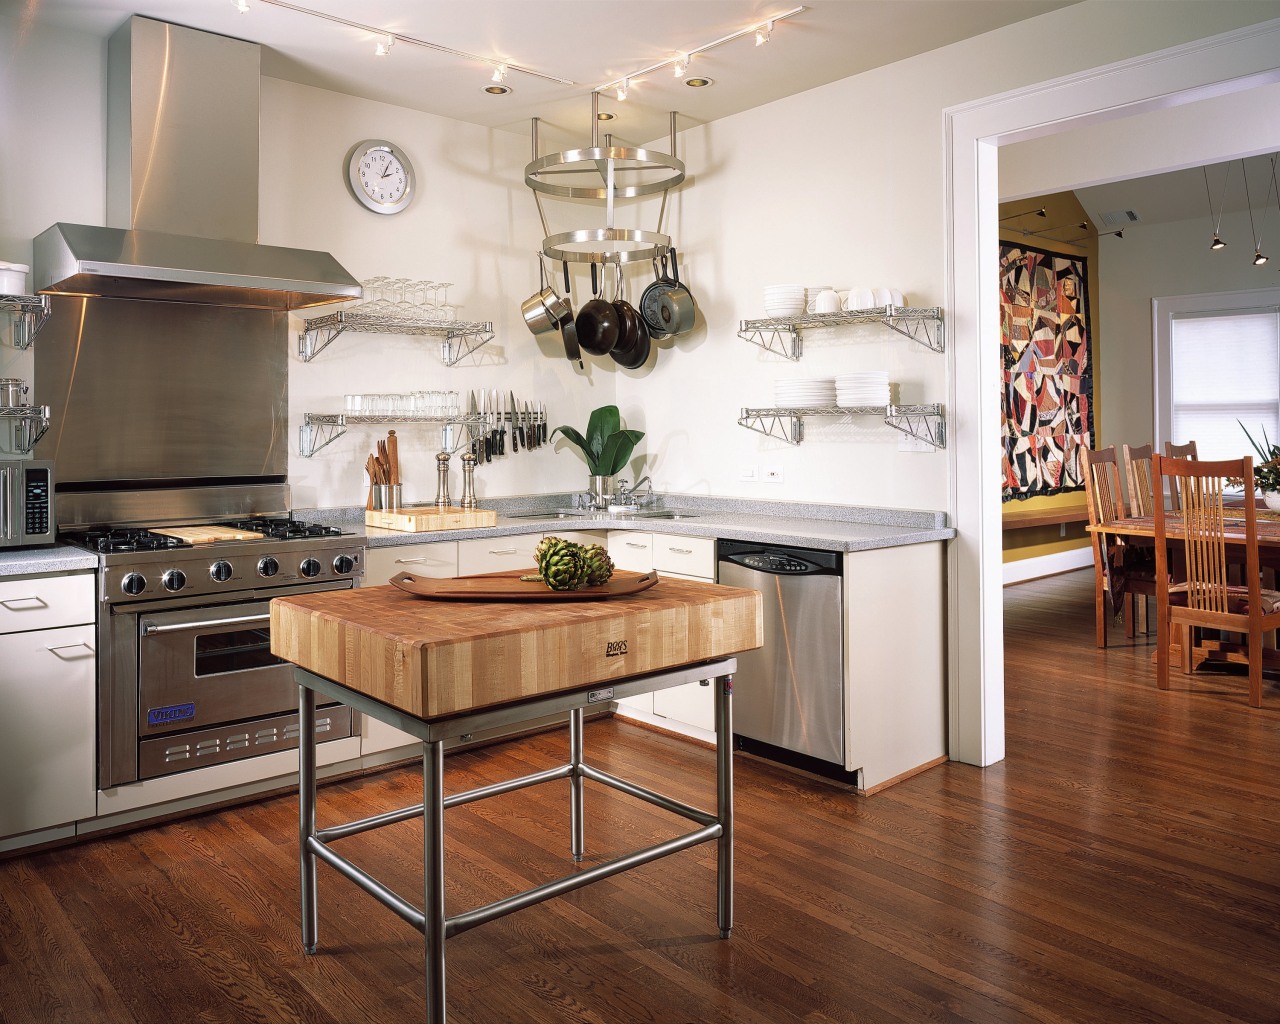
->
[219,516,344,541]
[66,528,192,554]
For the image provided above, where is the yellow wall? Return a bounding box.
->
[1000,191,1099,563]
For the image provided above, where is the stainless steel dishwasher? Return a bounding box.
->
[717,539,849,781]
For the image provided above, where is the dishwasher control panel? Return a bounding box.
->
[738,553,812,573]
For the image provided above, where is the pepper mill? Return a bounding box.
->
[434,451,451,509]
[459,452,478,510]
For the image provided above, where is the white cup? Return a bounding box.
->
[812,288,841,314]
[846,287,875,311]
[872,287,894,308]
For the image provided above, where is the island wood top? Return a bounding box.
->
[270,574,763,721]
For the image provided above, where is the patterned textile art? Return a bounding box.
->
[1000,242,1094,501]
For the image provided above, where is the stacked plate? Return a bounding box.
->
[775,376,836,408]
[764,284,806,318]
[836,371,890,408]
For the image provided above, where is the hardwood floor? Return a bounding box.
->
[3,568,1279,1023]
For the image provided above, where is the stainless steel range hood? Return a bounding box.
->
[33,16,359,311]
[33,223,360,310]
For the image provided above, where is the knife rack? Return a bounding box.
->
[298,410,545,459]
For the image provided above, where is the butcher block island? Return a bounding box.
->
[269,573,762,1023]
[270,572,762,719]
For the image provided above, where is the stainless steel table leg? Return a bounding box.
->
[569,707,585,862]
[298,686,318,954]
[424,738,447,1022]
[715,674,734,939]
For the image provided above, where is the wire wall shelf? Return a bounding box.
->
[0,405,51,454]
[738,404,946,449]
[1,294,52,350]
[738,306,944,360]
[298,412,494,458]
[298,310,496,365]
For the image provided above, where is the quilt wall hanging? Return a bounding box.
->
[999,242,1094,501]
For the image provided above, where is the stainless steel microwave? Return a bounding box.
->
[0,460,55,548]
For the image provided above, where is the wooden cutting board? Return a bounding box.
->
[365,506,498,532]
[153,525,263,544]
[270,575,762,721]
[389,568,659,601]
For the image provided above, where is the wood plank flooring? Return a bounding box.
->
[3,568,1279,1023]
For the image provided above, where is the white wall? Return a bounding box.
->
[1096,207,1272,447]
[615,0,1280,510]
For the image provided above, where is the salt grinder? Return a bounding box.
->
[459,452,478,510]
[434,451,451,509]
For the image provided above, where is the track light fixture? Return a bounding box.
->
[756,21,773,46]
[674,55,688,78]
[374,34,392,56]
[616,79,629,101]
[999,206,1047,224]
[231,0,251,12]
[491,64,507,83]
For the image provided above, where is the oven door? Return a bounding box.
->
[131,594,352,781]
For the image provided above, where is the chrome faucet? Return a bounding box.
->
[613,475,653,507]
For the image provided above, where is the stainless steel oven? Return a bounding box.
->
[64,524,364,790]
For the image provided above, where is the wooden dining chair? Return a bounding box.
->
[1082,446,1154,647]
[1163,440,1199,511]
[1153,453,1280,707]
[1122,443,1155,517]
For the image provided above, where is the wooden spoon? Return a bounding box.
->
[387,430,399,485]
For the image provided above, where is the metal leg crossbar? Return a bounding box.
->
[295,658,736,1023]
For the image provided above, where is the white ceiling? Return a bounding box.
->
[12,0,1074,146]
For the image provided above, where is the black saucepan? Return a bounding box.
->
[638,255,674,338]
[575,262,619,356]
[610,264,650,368]
[656,246,696,336]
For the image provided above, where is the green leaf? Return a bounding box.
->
[598,429,645,476]
[585,406,621,462]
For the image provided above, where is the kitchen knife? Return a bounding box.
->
[493,388,504,456]
[520,401,530,449]
[529,400,539,449]
[509,392,519,453]
[538,401,547,445]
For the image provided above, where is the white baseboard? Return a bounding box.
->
[1003,547,1092,586]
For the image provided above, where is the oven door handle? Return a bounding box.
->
[141,612,271,636]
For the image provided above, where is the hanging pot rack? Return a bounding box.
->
[525,97,684,266]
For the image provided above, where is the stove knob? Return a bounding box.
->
[121,572,146,597]
[333,554,355,575]
[300,558,322,579]
[210,560,234,583]
[257,556,279,578]
[162,569,187,592]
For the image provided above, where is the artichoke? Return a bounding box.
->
[537,537,590,592]
[581,543,615,586]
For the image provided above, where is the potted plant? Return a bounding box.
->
[1239,421,1280,509]
[551,405,644,508]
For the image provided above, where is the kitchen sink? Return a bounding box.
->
[504,509,698,521]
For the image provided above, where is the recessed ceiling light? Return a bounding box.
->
[597,111,615,121]
[685,77,714,88]
[483,84,512,96]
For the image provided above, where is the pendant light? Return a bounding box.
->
[1244,157,1272,266]
[1203,164,1229,250]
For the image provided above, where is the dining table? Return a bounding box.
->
[269,571,763,1024]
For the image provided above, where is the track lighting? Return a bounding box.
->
[674,55,688,78]
[1210,234,1226,250]
[374,34,392,56]
[999,206,1047,224]
[616,79,629,101]
[492,64,507,83]
[231,0,250,12]
[1255,250,1269,266]
[755,21,773,46]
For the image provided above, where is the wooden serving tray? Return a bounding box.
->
[366,506,498,532]
[389,568,659,601]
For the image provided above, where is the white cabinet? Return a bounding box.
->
[607,531,718,735]
[458,534,539,575]
[0,573,96,843]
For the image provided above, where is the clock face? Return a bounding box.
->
[345,140,415,214]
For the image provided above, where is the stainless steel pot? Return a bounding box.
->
[0,378,28,408]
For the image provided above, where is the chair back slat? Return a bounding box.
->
[1123,443,1155,516]
[1083,446,1125,526]
[1164,441,1199,511]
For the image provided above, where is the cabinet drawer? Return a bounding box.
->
[651,535,715,579]
[458,535,539,576]
[608,532,653,572]
[542,529,607,547]
[366,542,458,585]
[0,573,95,634]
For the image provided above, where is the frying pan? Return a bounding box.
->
[656,246,696,336]
[638,255,673,338]
[559,261,583,366]
[610,264,651,368]
[575,262,619,356]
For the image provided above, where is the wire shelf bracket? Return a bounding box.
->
[737,404,946,449]
[737,306,944,359]
[1,294,52,350]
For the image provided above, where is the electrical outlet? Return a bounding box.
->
[740,464,758,481]
[763,466,784,483]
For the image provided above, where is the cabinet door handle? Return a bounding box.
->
[667,547,693,555]
[624,542,648,549]
[396,556,442,565]
[1,596,50,611]
[488,547,518,556]
[46,642,95,660]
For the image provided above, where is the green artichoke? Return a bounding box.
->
[581,543,615,586]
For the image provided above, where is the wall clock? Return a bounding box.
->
[344,139,416,215]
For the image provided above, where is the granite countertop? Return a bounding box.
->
[0,544,99,579]
[301,495,955,554]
